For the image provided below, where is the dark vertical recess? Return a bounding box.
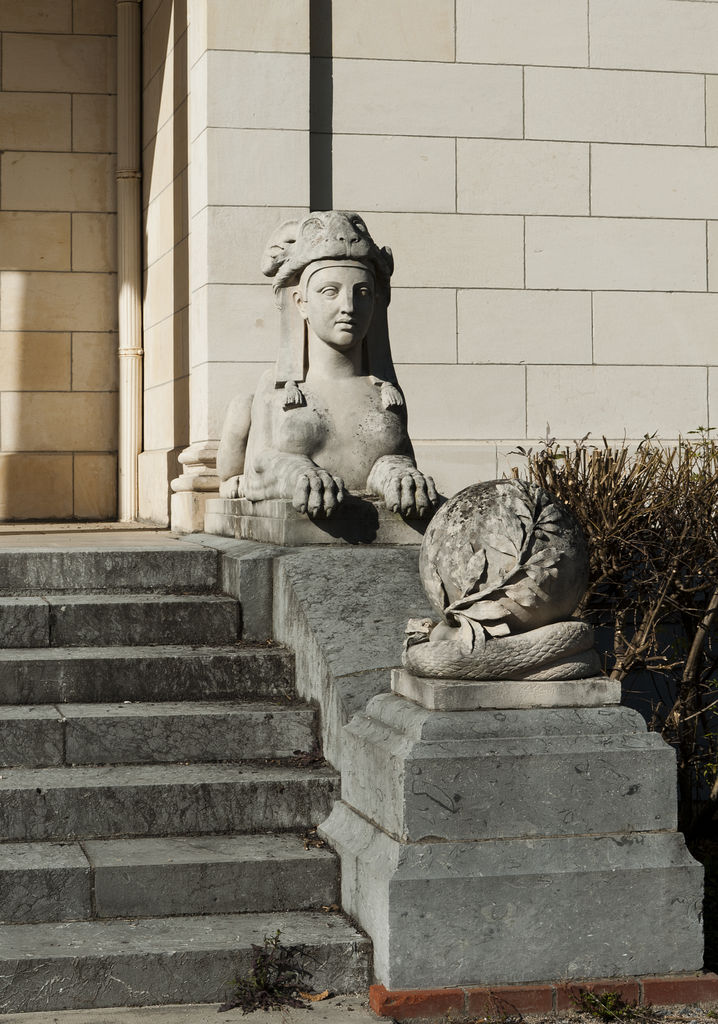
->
[309,0,333,212]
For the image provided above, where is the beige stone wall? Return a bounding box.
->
[138,0,189,524]
[0,0,118,520]
[189,0,718,503]
[186,0,309,445]
[320,0,718,496]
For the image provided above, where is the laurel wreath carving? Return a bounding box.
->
[426,482,570,655]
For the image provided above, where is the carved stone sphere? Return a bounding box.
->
[419,479,590,635]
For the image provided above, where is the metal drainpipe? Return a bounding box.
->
[116,0,143,521]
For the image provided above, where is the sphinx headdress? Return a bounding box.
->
[260,211,397,393]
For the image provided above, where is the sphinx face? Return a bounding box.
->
[296,265,375,351]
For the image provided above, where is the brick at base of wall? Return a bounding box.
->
[369,973,718,1020]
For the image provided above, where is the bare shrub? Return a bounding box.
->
[513,430,718,835]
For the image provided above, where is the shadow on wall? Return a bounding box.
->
[0,0,119,522]
[310,0,333,211]
[140,0,190,522]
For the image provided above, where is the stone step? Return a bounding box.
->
[0,594,241,649]
[0,544,219,595]
[0,910,370,1012]
[0,702,317,767]
[0,645,294,703]
[0,763,339,841]
[0,834,338,923]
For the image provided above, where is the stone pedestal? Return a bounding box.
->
[204,496,428,545]
[170,442,221,533]
[320,672,703,990]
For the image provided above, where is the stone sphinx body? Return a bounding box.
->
[217,212,438,519]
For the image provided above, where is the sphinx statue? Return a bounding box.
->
[217,211,439,520]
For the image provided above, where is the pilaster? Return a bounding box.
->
[171,0,311,531]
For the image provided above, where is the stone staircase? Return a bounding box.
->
[0,537,370,1013]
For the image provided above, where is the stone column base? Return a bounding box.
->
[170,490,214,534]
[319,683,703,990]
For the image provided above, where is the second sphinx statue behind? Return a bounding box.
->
[217,211,440,520]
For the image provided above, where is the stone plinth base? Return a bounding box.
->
[392,667,620,709]
[370,974,718,1021]
[204,496,428,545]
[319,687,703,990]
[170,490,215,533]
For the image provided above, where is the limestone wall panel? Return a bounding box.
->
[194,205,307,287]
[73,453,117,519]
[0,213,70,271]
[0,1,71,33]
[190,285,279,367]
[331,0,454,62]
[204,128,309,208]
[190,361,273,443]
[458,290,592,365]
[199,51,309,133]
[333,135,456,214]
[456,0,588,67]
[457,139,589,216]
[0,454,73,520]
[1,271,116,333]
[2,33,115,93]
[0,94,70,151]
[73,95,116,154]
[707,77,718,146]
[0,333,71,391]
[72,213,117,273]
[144,313,189,392]
[200,0,308,56]
[526,366,708,439]
[173,0,718,514]
[592,145,718,219]
[590,0,718,74]
[398,364,526,440]
[330,59,523,138]
[709,222,718,291]
[388,289,457,365]
[0,392,118,452]
[143,377,189,453]
[525,217,707,292]
[71,333,119,392]
[593,293,718,366]
[363,213,524,289]
[0,1,118,520]
[1,152,115,213]
[143,239,189,332]
[143,102,187,207]
[72,0,115,36]
[525,67,705,145]
[411,442,500,499]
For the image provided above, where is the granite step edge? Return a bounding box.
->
[0,910,371,1012]
[0,835,339,923]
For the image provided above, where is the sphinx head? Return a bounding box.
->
[261,212,396,386]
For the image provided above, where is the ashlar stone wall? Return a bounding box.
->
[326,0,718,495]
[139,0,190,525]
[0,0,118,520]
[192,0,717,502]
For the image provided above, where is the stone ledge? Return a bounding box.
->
[370,973,718,1020]
[205,496,428,546]
[392,668,620,709]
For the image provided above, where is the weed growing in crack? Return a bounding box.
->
[571,989,651,1022]
[219,930,314,1014]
